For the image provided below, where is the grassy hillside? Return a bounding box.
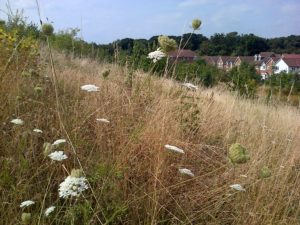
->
[1,44,300,224]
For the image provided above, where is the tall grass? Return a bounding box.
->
[0,48,300,224]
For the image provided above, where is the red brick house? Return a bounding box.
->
[168,49,197,63]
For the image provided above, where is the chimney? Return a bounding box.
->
[258,54,261,61]
[254,54,257,61]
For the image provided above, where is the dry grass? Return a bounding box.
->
[0,50,300,225]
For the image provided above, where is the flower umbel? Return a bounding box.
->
[48,151,68,161]
[20,200,35,208]
[164,144,185,154]
[52,139,67,146]
[44,206,55,217]
[11,118,24,125]
[81,84,99,92]
[58,175,89,198]
[230,184,246,192]
[147,48,166,63]
[179,168,195,177]
[33,128,43,133]
[182,83,198,91]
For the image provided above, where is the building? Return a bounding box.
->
[274,55,300,74]
[168,49,197,63]
[201,56,219,66]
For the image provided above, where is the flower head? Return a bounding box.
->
[192,19,202,30]
[81,84,99,92]
[58,175,89,198]
[48,151,68,161]
[52,139,66,146]
[33,128,43,133]
[182,83,198,91]
[44,206,55,217]
[228,143,250,164]
[164,144,185,154]
[179,168,194,177]
[158,36,177,53]
[147,48,166,63]
[96,118,110,123]
[11,118,24,125]
[230,184,246,192]
[20,200,35,208]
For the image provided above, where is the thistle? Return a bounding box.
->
[259,166,271,178]
[228,143,250,164]
[158,36,177,53]
[42,23,54,36]
[192,19,202,30]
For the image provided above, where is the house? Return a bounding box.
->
[217,56,233,70]
[274,54,300,74]
[168,49,197,63]
[259,56,280,79]
[234,56,254,67]
[201,56,219,66]
[224,57,237,71]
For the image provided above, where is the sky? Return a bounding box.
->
[0,0,299,44]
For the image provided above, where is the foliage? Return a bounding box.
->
[158,35,177,53]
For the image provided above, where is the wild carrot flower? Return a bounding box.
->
[230,184,246,192]
[164,144,185,154]
[58,175,88,198]
[182,83,198,90]
[20,200,35,208]
[52,139,66,146]
[81,84,99,92]
[11,118,24,125]
[33,129,43,133]
[179,168,194,177]
[48,151,68,161]
[147,48,166,63]
[44,206,55,217]
[96,118,110,123]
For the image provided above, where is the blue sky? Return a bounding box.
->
[0,0,299,44]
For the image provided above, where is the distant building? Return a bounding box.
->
[217,56,237,70]
[168,49,197,63]
[274,54,300,74]
[201,56,219,66]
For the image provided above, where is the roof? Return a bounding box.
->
[236,56,254,64]
[282,58,300,67]
[282,54,300,59]
[168,49,197,58]
[201,56,219,65]
[259,52,276,58]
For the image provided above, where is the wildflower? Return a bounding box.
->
[11,118,24,125]
[182,82,198,90]
[42,23,54,36]
[158,36,177,53]
[230,184,246,192]
[20,200,35,208]
[48,151,68,161]
[179,168,194,177]
[147,48,166,63]
[81,84,99,92]
[52,139,67,146]
[240,174,247,178]
[58,175,89,198]
[96,118,110,123]
[192,18,202,30]
[44,206,55,217]
[21,213,31,225]
[259,166,271,178]
[33,128,43,133]
[228,143,250,165]
[164,144,185,154]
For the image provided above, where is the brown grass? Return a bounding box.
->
[0,50,300,225]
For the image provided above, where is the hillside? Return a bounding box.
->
[1,44,300,224]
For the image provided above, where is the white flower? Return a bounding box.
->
[230,184,246,192]
[33,129,43,133]
[164,144,184,154]
[20,200,35,208]
[44,206,55,217]
[182,83,198,91]
[96,118,110,123]
[81,84,99,92]
[240,174,247,178]
[179,168,194,177]
[52,139,67,146]
[58,176,89,198]
[48,151,68,161]
[11,118,24,125]
[147,48,166,63]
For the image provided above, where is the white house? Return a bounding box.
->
[274,57,300,74]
